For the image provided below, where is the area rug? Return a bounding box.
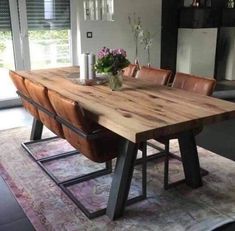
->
[1,127,235,231]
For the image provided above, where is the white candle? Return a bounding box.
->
[88,53,96,80]
[80,53,88,80]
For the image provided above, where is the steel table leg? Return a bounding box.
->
[30,118,43,140]
[106,138,138,220]
[178,130,202,188]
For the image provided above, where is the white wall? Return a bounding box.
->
[77,0,162,67]
[177,28,217,78]
[184,0,192,7]
[216,28,235,80]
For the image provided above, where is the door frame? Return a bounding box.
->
[0,0,23,109]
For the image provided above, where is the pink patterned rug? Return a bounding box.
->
[0,127,235,231]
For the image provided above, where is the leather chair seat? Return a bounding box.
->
[48,90,120,163]
[62,126,119,163]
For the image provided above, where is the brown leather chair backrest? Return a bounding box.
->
[156,73,216,141]
[24,79,64,138]
[9,72,39,119]
[135,66,172,86]
[25,79,56,113]
[122,64,138,78]
[172,72,216,96]
[9,71,29,97]
[48,90,119,163]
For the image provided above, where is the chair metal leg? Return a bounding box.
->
[21,136,73,161]
[105,160,112,174]
[141,142,147,198]
[36,154,112,185]
[141,139,208,190]
[22,136,146,219]
[61,146,146,219]
[164,141,169,190]
[30,118,43,140]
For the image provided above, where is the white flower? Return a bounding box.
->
[140,30,154,50]
[139,29,144,38]
[128,13,142,39]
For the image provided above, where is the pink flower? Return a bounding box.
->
[111,48,127,57]
[97,47,110,59]
[95,47,130,75]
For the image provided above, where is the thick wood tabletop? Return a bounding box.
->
[11,66,235,143]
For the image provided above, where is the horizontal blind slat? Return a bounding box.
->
[0,0,11,31]
[26,0,70,30]
[0,0,70,31]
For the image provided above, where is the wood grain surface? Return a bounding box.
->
[10,67,235,143]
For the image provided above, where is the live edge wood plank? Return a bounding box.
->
[10,67,235,143]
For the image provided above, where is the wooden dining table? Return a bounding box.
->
[12,66,235,220]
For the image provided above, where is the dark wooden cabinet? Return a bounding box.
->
[161,0,235,78]
[179,8,221,28]
[221,9,235,27]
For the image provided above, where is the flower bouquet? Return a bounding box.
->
[95,47,130,90]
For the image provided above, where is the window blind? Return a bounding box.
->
[26,0,71,30]
[0,0,11,31]
[0,0,70,31]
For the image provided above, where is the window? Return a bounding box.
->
[26,0,72,69]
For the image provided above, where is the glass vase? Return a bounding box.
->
[107,72,123,91]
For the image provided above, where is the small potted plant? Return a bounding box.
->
[95,47,130,90]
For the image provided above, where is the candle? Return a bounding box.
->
[88,53,96,80]
[80,53,88,81]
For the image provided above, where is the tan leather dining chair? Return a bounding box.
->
[47,89,146,218]
[24,79,64,138]
[135,66,173,86]
[9,72,39,120]
[172,72,216,95]
[154,72,216,189]
[122,64,138,78]
[48,89,120,163]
